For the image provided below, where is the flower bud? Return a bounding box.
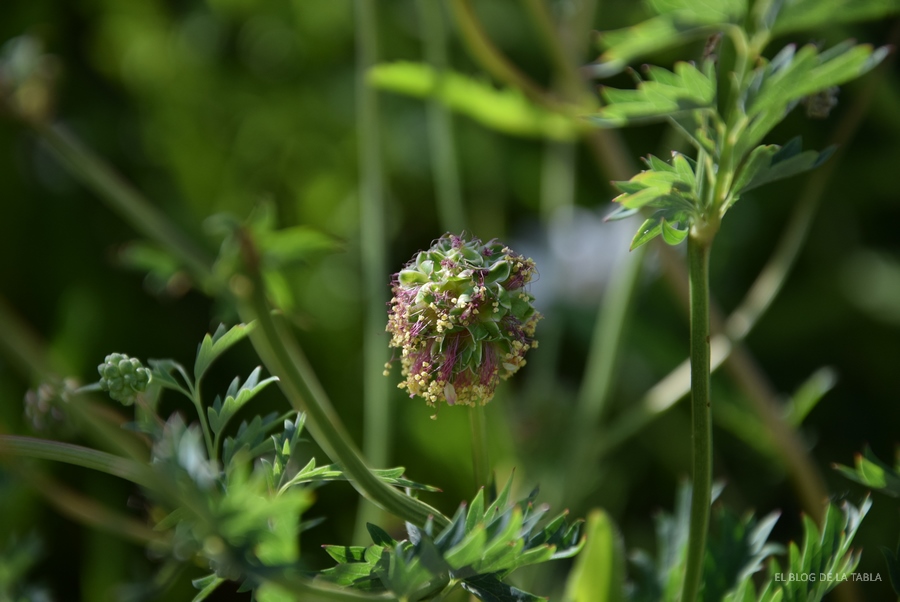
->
[98,353,151,406]
[386,233,541,408]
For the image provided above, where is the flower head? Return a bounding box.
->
[98,353,151,406]
[386,233,541,408]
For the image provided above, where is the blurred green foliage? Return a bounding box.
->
[2,0,900,600]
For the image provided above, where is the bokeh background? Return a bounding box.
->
[1,0,899,600]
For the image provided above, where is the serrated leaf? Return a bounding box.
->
[369,62,578,140]
[194,322,257,382]
[747,43,887,121]
[734,138,834,195]
[222,411,282,465]
[592,62,716,127]
[563,509,625,602]
[773,0,900,35]
[207,367,279,436]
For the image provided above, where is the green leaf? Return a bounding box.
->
[836,447,900,496]
[648,0,747,22]
[462,573,546,602]
[629,216,664,250]
[591,15,720,78]
[191,574,225,602]
[563,509,625,602]
[747,43,888,122]
[773,0,900,35]
[222,411,283,465]
[784,367,837,426]
[733,138,834,196]
[591,62,716,126]
[194,322,257,383]
[148,359,194,399]
[367,523,397,547]
[207,367,279,436]
[369,62,578,140]
[660,219,689,245]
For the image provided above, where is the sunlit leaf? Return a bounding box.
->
[369,62,578,140]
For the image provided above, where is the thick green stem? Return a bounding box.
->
[234,242,449,529]
[682,235,713,602]
[469,404,490,489]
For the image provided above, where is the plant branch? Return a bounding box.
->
[235,234,450,529]
[448,0,564,111]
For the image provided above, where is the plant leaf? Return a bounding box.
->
[369,62,578,140]
[194,322,257,382]
[563,509,625,602]
[591,62,716,127]
[773,0,900,35]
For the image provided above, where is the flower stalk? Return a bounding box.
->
[681,233,714,602]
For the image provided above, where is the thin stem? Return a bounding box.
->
[34,122,214,285]
[469,404,490,489]
[190,387,216,463]
[235,236,450,529]
[0,435,154,488]
[417,0,467,233]
[448,0,564,111]
[682,235,713,602]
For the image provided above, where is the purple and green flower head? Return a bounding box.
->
[386,233,541,409]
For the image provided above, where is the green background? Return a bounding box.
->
[1,0,899,600]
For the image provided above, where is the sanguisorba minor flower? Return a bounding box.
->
[386,233,541,409]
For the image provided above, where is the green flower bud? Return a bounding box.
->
[97,353,151,406]
[386,233,541,409]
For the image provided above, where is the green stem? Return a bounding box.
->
[353,0,393,541]
[449,0,562,111]
[355,0,391,470]
[234,240,450,529]
[34,122,215,284]
[417,0,467,233]
[190,386,216,463]
[681,234,713,602]
[0,435,154,487]
[469,404,490,489]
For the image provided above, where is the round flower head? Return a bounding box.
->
[386,233,541,409]
[98,353,151,406]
